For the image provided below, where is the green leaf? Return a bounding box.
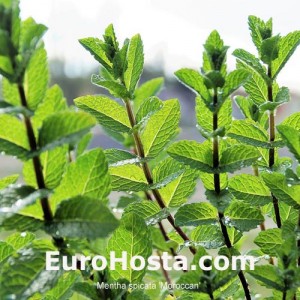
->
[260,35,280,64]
[43,271,80,300]
[104,148,139,166]
[127,290,151,300]
[228,174,271,206]
[0,241,14,264]
[0,56,13,78]
[175,68,210,103]
[262,172,300,209]
[219,144,260,173]
[228,119,270,148]
[141,99,180,157]
[0,114,29,159]
[135,96,163,125]
[107,212,152,283]
[259,87,290,112]
[167,140,213,173]
[51,149,110,208]
[79,37,112,71]
[277,125,300,162]
[0,240,61,299]
[24,47,49,110]
[49,196,119,239]
[224,201,264,231]
[248,16,271,51]
[6,232,35,250]
[1,214,44,232]
[134,77,164,109]
[74,95,131,133]
[73,282,99,300]
[191,225,224,249]
[76,132,92,157]
[91,74,130,99]
[38,111,95,153]
[175,203,218,226]
[109,164,148,192]
[0,174,19,189]
[153,158,199,207]
[272,31,300,78]
[254,228,283,256]
[200,172,227,190]
[124,200,169,225]
[281,112,300,130]
[124,34,144,94]
[23,145,68,189]
[196,96,232,137]
[222,69,250,99]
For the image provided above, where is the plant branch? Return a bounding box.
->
[124,99,196,255]
[267,66,281,228]
[157,250,173,295]
[212,92,251,300]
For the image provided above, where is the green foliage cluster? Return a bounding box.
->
[0,1,300,299]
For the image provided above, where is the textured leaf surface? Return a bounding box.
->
[38,111,95,152]
[75,95,131,133]
[107,213,152,283]
[228,174,271,206]
[52,149,110,208]
[104,148,139,166]
[0,174,19,190]
[50,196,119,239]
[0,241,14,265]
[6,232,35,250]
[224,201,264,231]
[141,99,180,157]
[175,203,218,226]
[124,34,144,94]
[254,229,282,256]
[109,164,148,192]
[191,225,224,249]
[0,240,61,299]
[135,96,163,125]
[281,112,300,130]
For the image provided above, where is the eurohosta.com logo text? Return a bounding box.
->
[46,251,256,271]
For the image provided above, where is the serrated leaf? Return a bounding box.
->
[76,132,92,157]
[272,31,300,78]
[281,112,300,130]
[43,271,80,300]
[0,241,14,264]
[175,68,210,103]
[51,149,110,208]
[124,34,144,94]
[222,69,250,99]
[175,203,218,227]
[91,74,130,99]
[228,174,271,206]
[73,282,99,300]
[134,77,164,109]
[0,114,29,159]
[141,99,180,157]
[248,16,270,51]
[6,232,35,250]
[79,37,112,71]
[107,213,152,283]
[1,214,44,232]
[23,145,68,189]
[271,202,298,225]
[38,111,95,153]
[254,228,283,256]
[75,95,131,133]
[0,174,19,189]
[0,101,32,116]
[0,240,61,299]
[262,172,300,209]
[109,164,148,192]
[49,196,119,239]
[167,140,213,173]
[224,201,264,231]
[135,96,163,125]
[104,148,139,166]
[191,225,224,249]
[200,172,227,190]
[260,35,280,64]
[219,144,260,173]
[153,157,198,207]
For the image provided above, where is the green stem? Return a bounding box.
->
[267,66,281,228]
[124,99,196,255]
[212,92,251,300]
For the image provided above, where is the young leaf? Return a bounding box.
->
[104,148,139,166]
[191,225,224,249]
[109,164,148,192]
[167,140,213,173]
[0,240,62,299]
[38,111,96,153]
[135,96,163,125]
[51,149,110,208]
[281,112,300,130]
[5,232,35,250]
[49,196,119,239]
[260,35,280,64]
[224,201,264,231]
[107,212,152,283]
[74,95,131,133]
[254,228,283,256]
[0,174,19,189]
[175,203,218,227]
[228,174,271,206]
[141,99,180,157]
[123,34,144,95]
